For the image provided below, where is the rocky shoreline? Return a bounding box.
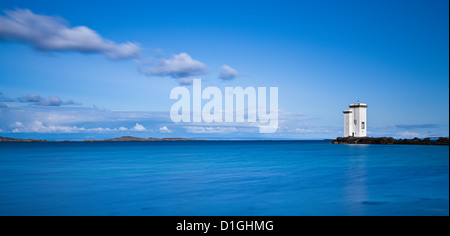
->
[331,137,449,145]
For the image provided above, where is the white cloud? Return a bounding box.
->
[219,65,240,80]
[131,123,146,131]
[137,53,207,79]
[14,121,25,128]
[118,127,128,131]
[159,126,172,133]
[0,9,141,60]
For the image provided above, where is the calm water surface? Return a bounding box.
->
[0,141,448,216]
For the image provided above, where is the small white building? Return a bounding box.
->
[343,102,368,137]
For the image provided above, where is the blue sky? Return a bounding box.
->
[0,0,448,140]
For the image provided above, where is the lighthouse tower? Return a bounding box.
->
[343,102,367,137]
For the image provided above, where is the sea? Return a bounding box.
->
[0,141,448,216]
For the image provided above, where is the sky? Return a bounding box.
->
[0,0,448,140]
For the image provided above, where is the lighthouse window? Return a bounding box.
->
[362,122,365,129]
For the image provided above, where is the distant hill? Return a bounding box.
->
[0,136,47,142]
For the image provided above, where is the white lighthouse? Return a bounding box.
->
[343,102,368,137]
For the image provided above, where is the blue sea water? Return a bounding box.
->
[0,141,448,216]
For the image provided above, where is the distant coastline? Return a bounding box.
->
[331,137,449,146]
[0,136,201,142]
[1,136,449,145]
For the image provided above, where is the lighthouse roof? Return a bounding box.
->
[349,102,368,108]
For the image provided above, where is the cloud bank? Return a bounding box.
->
[13,94,80,107]
[11,121,148,133]
[0,91,79,107]
[18,94,78,106]
[1,105,448,139]
[0,91,14,102]
[0,9,141,60]
[395,124,440,129]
